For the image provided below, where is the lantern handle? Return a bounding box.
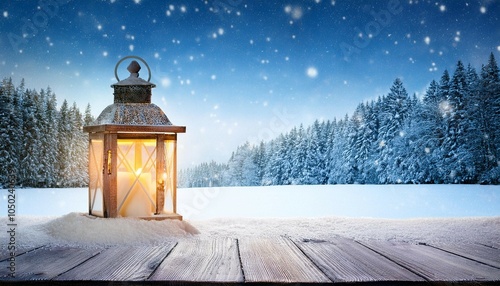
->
[114,55,152,82]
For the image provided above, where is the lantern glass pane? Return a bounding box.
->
[117,139,157,217]
[163,140,176,213]
[89,139,104,216]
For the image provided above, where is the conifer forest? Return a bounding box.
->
[180,55,500,187]
[1,55,499,188]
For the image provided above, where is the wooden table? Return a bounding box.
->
[1,236,499,285]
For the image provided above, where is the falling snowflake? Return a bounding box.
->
[161,77,171,87]
[306,67,318,78]
[480,6,486,14]
[424,36,431,45]
[3,11,8,18]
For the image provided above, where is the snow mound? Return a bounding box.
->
[40,213,199,247]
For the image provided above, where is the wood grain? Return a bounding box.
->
[0,245,44,262]
[149,237,243,282]
[296,238,425,282]
[55,243,176,281]
[428,243,500,269]
[0,246,101,281]
[238,236,331,283]
[360,240,500,282]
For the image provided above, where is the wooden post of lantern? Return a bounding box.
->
[83,56,186,220]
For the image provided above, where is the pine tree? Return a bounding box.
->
[477,53,500,182]
[0,79,13,186]
[20,89,41,186]
[376,78,410,183]
[443,61,476,182]
[57,100,71,186]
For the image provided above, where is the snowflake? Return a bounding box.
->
[306,67,318,78]
[3,11,7,18]
[424,36,431,45]
[480,6,486,14]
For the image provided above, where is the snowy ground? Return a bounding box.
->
[1,185,499,247]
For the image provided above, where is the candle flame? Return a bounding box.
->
[135,168,142,176]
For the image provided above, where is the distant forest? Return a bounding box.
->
[0,78,93,188]
[180,54,500,187]
[1,54,499,188]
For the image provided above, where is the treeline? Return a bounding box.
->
[0,78,94,188]
[180,54,500,187]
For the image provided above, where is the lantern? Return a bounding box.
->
[83,56,185,220]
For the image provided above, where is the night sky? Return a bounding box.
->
[1,0,499,168]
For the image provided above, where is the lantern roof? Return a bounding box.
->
[84,56,185,133]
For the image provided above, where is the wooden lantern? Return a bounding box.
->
[83,56,185,220]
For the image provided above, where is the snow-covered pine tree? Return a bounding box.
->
[84,103,94,126]
[43,89,59,187]
[20,89,41,187]
[443,61,477,183]
[70,102,88,187]
[478,53,500,183]
[290,125,307,184]
[375,78,410,183]
[57,100,72,186]
[0,79,13,186]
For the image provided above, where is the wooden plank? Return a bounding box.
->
[360,240,500,282]
[0,246,101,281]
[149,237,243,282]
[428,243,500,269]
[0,245,44,262]
[296,238,425,283]
[238,236,331,283]
[55,244,176,281]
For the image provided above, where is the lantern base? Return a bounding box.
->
[139,213,183,221]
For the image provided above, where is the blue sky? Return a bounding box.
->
[1,0,499,168]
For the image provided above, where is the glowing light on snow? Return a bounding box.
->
[306,67,318,78]
[439,100,452,115]
[424,36,431,45]
[480,6,486,14]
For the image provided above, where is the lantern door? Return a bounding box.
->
[88,133,104,216]
[116,137,158,217]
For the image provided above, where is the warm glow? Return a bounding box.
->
[135,168,143,176]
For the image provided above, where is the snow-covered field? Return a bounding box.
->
[1,185,499,247]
